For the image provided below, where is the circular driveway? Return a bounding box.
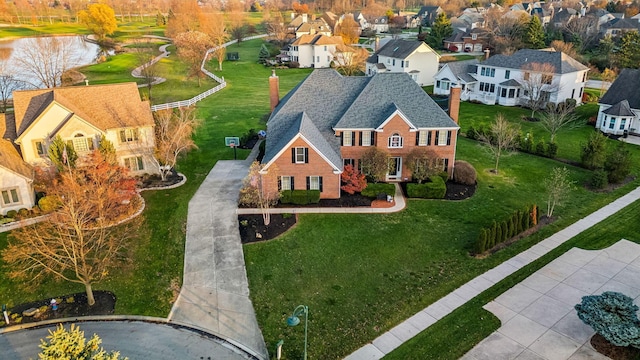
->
[0,320,258,360]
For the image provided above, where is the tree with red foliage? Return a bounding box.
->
[341,164,367,194]
[292,2,309,14]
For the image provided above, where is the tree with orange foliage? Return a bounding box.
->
[2,151,141,306]
[341,165,367,194]
[174,31,213,86]
[292,2,310,14]
[335,14,360,44]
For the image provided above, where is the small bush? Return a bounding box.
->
[38,196,61,213]
[591,169,609,189]
[291,191,308,205]
[280,190,293,204]
[575,291,640,348]
[535,140,546,156]
[6,210,17,218]
[605,142,632,184]
[281,190,320,205]
[466,125,477,140]
[17,208,29,218]
[547,142,558,158]
[307,190,320,204]
[288,61,300,68]
[408,176,446,199]
[361,183,395,198]
[437,171,449,183]
[453,160,477,185]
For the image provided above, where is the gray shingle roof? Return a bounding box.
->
[500,79,522,86]
[443,59,479,83]
[482,49,588,74]
[603,100,635,116]
[374,39,423,60]
[600,69,640,109]
[264,69,458,167]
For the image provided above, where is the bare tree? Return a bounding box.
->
[335,14,360,45]
[406,147,439,183]
[331,46,368,76]
[132,39,161,100]
[544,167,574,217]
[13,37,82,88]
[520,62,560,118]
[151,107,201,181]
[239,161,280,226]
[360,147,389,182]
[479,113,520,174]
[0,62,28,113]
[266,12,289,46]
[539,101,579,142]
[2,152,141,306]
[562,15,599,53]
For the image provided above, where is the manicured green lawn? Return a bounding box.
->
[0,21,163,40]
[79,53,143,85]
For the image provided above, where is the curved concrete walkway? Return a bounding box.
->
[168,144,268,359]
[131,43,171,88]
[345,185,640,359]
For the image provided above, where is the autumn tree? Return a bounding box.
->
[332,46,368,76]
[549,40,579,60]
[479,114,520,174]
[292,2,310,14]
[427,12,453,49]
[38,324,127,360]
[165,0,202,37]
[406,147,438,183]
[174,31,213,86]
[201,12,227,71]
[360,147,389,182]
[266,12,289,46]
[520,62,559,118]
[544,167,573,217]
[341,164,367,194]
[239,161,280,226]
[14,36,81,88]
[2,151,141,306]
[132,38,160,100]
[335,15,360,45]
[524,15,545,49]
[600,68,616,96]
[539,101,579,142]
[152,107,201,181]
[78,3,117,40]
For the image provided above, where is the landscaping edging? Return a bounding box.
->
[138,172,187,192]
[0,315,262,360]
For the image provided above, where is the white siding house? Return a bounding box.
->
[597,68,640,136]
[287,34,346,68]
[366,39,440,86]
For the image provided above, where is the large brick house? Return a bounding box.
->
[262,69,460,199]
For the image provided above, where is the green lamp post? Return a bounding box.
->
[286,305,309,360]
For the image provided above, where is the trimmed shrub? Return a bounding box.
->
[361,183,395,198]
[6,210,17,218]
[280,190,320,205]
[474,204,538,254]
[466,125,477,140]
[453,160,477,185]
[307,190,320,204]
[547,142,558,158]
[38,196,61,213]
[437,171,449,183]
[591,169,609,189]
[291,190,309,205]
[496,222,503,244]
[581,131,608,170]
[535,140,546,156]
[575,291,640,348]
[280,190,293,204]
[17,208,29,218]
[605,142,632,184]
[407,176,446,199]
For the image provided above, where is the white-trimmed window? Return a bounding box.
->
[405,60,409,67]
[34,140,46,157]
[361,131,372,146]
[505,70,510,79]
[388,133,403,148]
[609,118,615,129]
[280,176,293,190]
[294,147,307,163]
[418,130,428,146]
[620,118,627,130]
[119,129,139,143]
[1,188,21,206]
[68,134,94,154]
[124,156,144,171]
[343,130,353,146]
[437,130,449,146]
[307,176,322,191]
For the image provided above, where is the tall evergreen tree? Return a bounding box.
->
[616,31,640,69]
[427,12,453,49]
[525,16,545,49]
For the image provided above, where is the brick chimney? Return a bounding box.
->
[269,69,279,112]
[302,13,308,23]
[448,85,461,124]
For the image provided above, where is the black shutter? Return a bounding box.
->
[359,132,363,146]
[319,177,323,192]
[341,132,344,146]
[447,131,452,145]
[427,131,432,146]
[351,132,356,146]
[372,132,375,146]
[278,178,282,191]
[291,148,295,163]
[444,158,449,172]
[304,148,309,163]
[435,131,439,145]
[306,176,310,190]
[415,131,420,146]
[291,177,295,190]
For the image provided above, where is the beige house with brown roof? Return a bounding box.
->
[287,34,350,68]
[0,82,159,211]
[0,114,35,215]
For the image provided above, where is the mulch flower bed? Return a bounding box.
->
[399,181,476,201]
[239,214,297,244]
[274,193,372,208]
[591,333,640,360]
[1,291,116,328]
[137,171,184,189]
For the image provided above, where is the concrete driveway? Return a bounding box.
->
[463,239,640,360]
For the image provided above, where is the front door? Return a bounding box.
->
[387,157,402,181]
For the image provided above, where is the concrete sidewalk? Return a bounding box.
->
[168,144,268,360]
[345,185,640,359]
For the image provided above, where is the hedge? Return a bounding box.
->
[361,183,395,198]
[280,190,321,205]
[406,176,446,199]
[474,204,539,255]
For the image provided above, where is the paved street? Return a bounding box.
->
[464,240,640,360]
[168,144,268,359]
[0,321,257,360]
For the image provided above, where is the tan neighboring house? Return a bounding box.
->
[287,34,349,68]
[0,82,159,211]
[0,114,35,215]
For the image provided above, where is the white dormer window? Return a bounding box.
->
[472,33,477,40]
[388,133,403,148]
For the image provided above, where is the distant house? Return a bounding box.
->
[416,5,443,26]
[288,13,333,38]
[0,83,159,213]
[433,49,588,107]
[369,16,389,33]
[597,68,640,136]
[263,69,460,199]
[365,39,440,86]
[433,59,479,99]
[443,28,489,52]
[601,17,640,36]
[287,34,348,68]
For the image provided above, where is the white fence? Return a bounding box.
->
[150,34,268,112]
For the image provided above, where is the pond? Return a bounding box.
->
[0,35,103,89]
